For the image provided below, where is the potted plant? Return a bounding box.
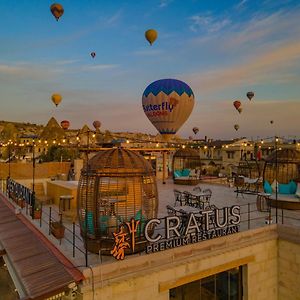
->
[30,205,42,219]
[50,214,65,239]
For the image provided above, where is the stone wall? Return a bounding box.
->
[79,225,279,300]
[0,162,71,180]
[278,225,300,300]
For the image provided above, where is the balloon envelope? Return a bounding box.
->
[247,91,254,101]
[91,52,96,58]
[234,124,239,131]
[193,127,199,135]
[50,3,64,21]
[51,94,62,107]
[61,120,70,130]
[237,107,243,114]
[233,100,241,110]
[142,79,195,140]
[145,29,158,45]
[93,120,101,129]
[270,120,274,124]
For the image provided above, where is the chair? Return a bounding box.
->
[192,186,202,193]
[166,205,178,216]
[174,189,184,206]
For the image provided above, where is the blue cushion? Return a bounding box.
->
[174,170,182,178]
[82,211,95,235]
[289,180,297,194]
[263,181,272,194]
[182,169,190,176]
[99,215,109,234]
[279,183,290,194]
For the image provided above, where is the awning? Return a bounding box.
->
[0,193,84,300]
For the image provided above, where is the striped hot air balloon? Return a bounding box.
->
[142,79,195,140]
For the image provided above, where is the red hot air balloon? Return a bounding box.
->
[233,100,241,111]
[91,52,96,58]
[93,120,101,130]
[61,120,70,130]
[247,91,254,101]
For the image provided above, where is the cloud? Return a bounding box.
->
[133,49,164,56]
[55,60,80,65]
[186,40,300,94]
[235,0,248,10]
[81,64,119,71]
[189,13,231,33]
[159,0,174,8]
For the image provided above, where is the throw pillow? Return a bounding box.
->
[278,183,290,194]
[271,180,278,192]
[263,181,272,194]
[289,180,297,194]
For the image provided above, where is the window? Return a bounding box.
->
[227,151,234,159]
[170,267,243,300]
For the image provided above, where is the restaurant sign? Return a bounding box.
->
[111,205,240,260]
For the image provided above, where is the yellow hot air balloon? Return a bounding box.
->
[142,79,195,141]
[51,94,62,107]
[145,29,158,45]
[50,3,64,21]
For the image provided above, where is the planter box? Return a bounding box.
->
[50,222,65,239]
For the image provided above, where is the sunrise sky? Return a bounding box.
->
[0,0,300,140]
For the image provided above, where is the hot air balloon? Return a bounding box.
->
[51,94,62,107]
[50,3,64,21]
[142,79,195,140]
[93,120,101,130]
[234,124,239,131]
[270,120,274,124]
[233,100,241,111]
[237,107,243,114]
[91,52,96,58]
[189,136,193,140]
[247,91,254,101]
[61,120,70,130]
[145,29,158,45]
[193,127,199,135]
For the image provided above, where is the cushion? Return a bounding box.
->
[82,211,95,235]
[289,180,297,194]
[174,170,182,178]
[263,181,272,194]
[99,215,109,234]
[271,180,278,193]
[278,183,290,194]
[182,169,190,176]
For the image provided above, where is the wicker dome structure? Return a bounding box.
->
[172,148,201,185]
[263,148,300,184]
[77,148,158,254]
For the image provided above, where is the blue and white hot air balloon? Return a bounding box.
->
[142,79,195,140]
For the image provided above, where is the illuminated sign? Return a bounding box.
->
[111,205,240,260]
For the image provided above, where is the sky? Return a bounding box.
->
[0,0,300,140]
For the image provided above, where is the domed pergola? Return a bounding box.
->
[172,148,201,185]
[77,148,158,254]
[263,148,300,184]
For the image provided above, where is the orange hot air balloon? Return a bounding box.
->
[51,94,62,107]
[237,107,243,114]
[91,52,96,58]
[61,120,70,130]
[93,120,101,130]
[233,100,241,110]
[50,3,64,21]
[145,29,158,45]
[247,91,254,101]
[51,94,62,106]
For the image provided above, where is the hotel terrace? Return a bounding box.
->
[0,124,300,300]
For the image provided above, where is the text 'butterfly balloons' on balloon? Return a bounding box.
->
[142,79,195,140]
